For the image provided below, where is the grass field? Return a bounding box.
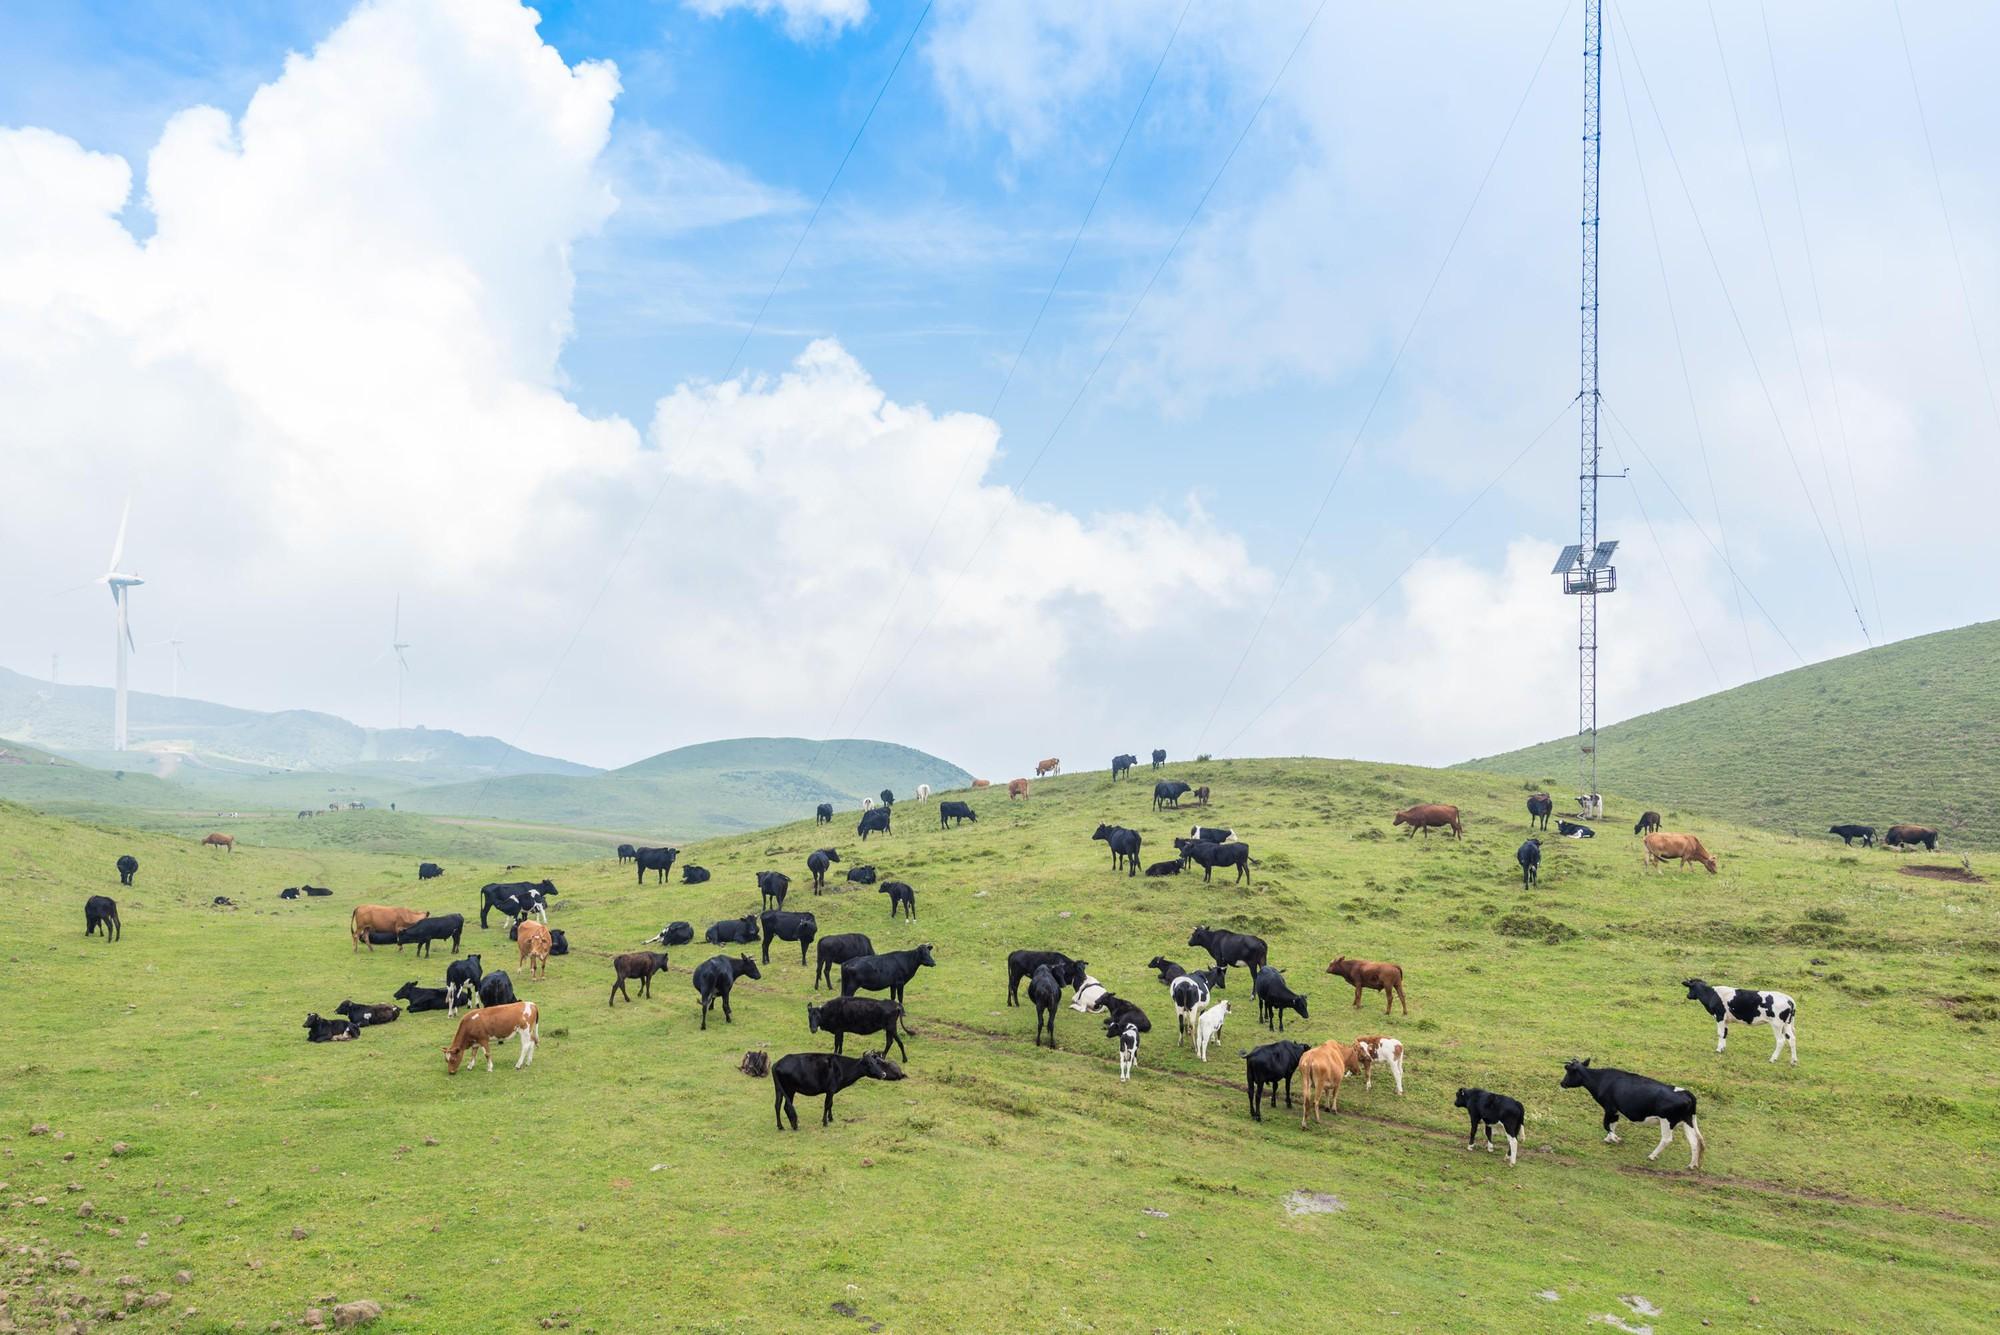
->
[2,760,1996,1332]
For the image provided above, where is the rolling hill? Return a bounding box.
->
[1460,619,2000,847]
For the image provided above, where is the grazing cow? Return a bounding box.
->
[1297,1040,1350,1126]
[806,848,839,892]
[350,905,428,953]
[971,779,992,789]
[878,881,917,919]
[477,971,516,1008]
[840,944,937,1005]
[816,803,834,824]
[857,808,891,841]
[939,801,978,828]
[1151,749,1167,769]
[609,951,671,1006]
[115,855,138,886]
[1035,757,1060,777]
[808,997,909,1060]
[1188,925,1267,972]
[1392,804,1462,839]
[771,1051,904,1130]
[1253,966,1309,1031]
[692,954,762,1029]
[706,915,760,946]
[635,847,680,884]
[1527,793,1553,830]
[1354,1035,1406,1095]
[615,845,636,866]
[1192,785,1211,807]
[1008,778,1031,800]
[445,956,484,1015]
[1148,956,1187,987]
[1454,1088,1524,1165]
[279,887,300,900]
[1182,840,1252,884]
[359,930,401,947]
[1193,999,1230,1062]
[393,981,449,1013]
[397,913,465,958]
[1091,823,1142,876]
[1027,965,1063,1047]
[333,1000,400,1027]
[1634,811,1663,836]
[813,933,875,991]
[845,864,877,885]
[1886,824,1940,852]
[1827,824,1875,848]
[515,920,553,980]
[1111,753,1137,779]
[203,832,235,852]
[1007,951,1086,1005]
[303,885,332,897]
[303,1013,361,1043]
[1643,832,1718,874]
[1170,966,1228,1043]
[1561,1058,1705,1170]
[1242,1040,1309,1122]
[1682,978,1798,1064]
[1517,838,1541,889]
[757,871,791,911]
[84,894,121,941]
[649,922,695,948]
[442,1000,539,1074]
[1327,956,1407,1015]
[479,879,557,928]
[916,784,931,802]
[418,861,443,880]
[682,865,711,885]
[1189,825,1236,845]
[1143,860,1182,877]
[760,910,818,966]
[879,789,895,807]
[1153,780,1192,810]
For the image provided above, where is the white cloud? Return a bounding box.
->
[603,126,804,235]
[685,0,869,42]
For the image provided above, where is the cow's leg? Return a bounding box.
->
[1717,1021,1729,1053]
[1465,1114,1477,1150]
[700,995,710,1031]
[481,1039,494,1073]
[1352,985,1363,1009]
[721,991,734,1024]
[1603,1109,1621,1143]
[1647,1117,1674,1161]
[776,1086,796,1132]
[1391,1055,1405,1094]
[1505,1132,1519,1166]
[516,1026,535,1068]
[1484,1123,1495,1152]
[1785,1023,1798,1065]
[1685,1117,1704,1169]
[822,1093,836,1127]
[610,978,624,1007]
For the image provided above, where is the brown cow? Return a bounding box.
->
[1885,824,1940,852]
[442,1000,539,1074]
[202,832,235,853]
[1193,785,1211,806]
[1035,757,1059,777]
[516,920,553,979]
[350,905,428,952]
[1327,956,1408,1015]
[1297,1040,1351,1126]
[1643,831,1718,873]
[1007,778,1030,800]
[1392,804,1461,839]
[609,951,670,1006]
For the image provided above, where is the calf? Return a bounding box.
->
[419,861,444,879]
[1252,966,1309,1031]
[115,854,138,886]
[397,912,464,958]
[1886,823,1939,852]
[1144,860,1182,877]
[1353,1035,1406,1095]
[1192,786,1211,806]
[816,802,834,824]
[1527,793,1552,830]
[938,800,978,828]
[303,1013,361,1043]
[760,910,818,966]
[1091,824,1142,876]
[806,848,839,892]
[303,885,333,897]
[1644,831,1718,873]
[442,1000,539,1074]
[1007,950,1086,1005]
[692,954,763,1030]
[1557,819,1595,839]
[682,865,711,885]
[1182,839,1252,884]
[279,887,301,900]
[1242,1040,1309,1121]
[477,970,516,1008]
[856,808,891,841]
[814,932,875,991]
[878,881,917,919]
[615,845,635,866]
[1517,838,1541,889]
[840,944,936,1005]
[1560,1058,1704,1169]
[1827,823,1874,848]
[635,846,680,884]
[1454,1087,1524,1165]
[1297,1040,1350,1125]
[609,951,671,1005]
[705,915,761,946]
[845,864,877,885]
[807,997,909,1061]
[649,922,694,948]
[1327,956,1407,1015]
[333,1000,400,1026]
[757,870,791,911]
[1153,780,1191,810]
[84,895,121,942]
[1634,811,1663,836]
[771,1050,905,1130]
[445,955,484,1015]
[1682,978,1798,1064]
[393,981,449,1013]
[1147,956,1187,987]
[515,920,553,980]
[1192,998,1230,1062]
[1113,1018,1142,1082]
[1188,925,1267,972]
[1027,964,1063,1047]
[1392,803,1462,839]
[1169,966,1228,1043]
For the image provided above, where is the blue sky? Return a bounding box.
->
[2,0,1995,772]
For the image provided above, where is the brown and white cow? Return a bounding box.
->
[1391,804,1461,839]
[1008,778,1030,800]
[442,1000,539,1074]
[1327,956,1408,1015]
[1643,831,1718,873]
[515,920,553,979]
[1352,1034,1406,1095]
[350,905,428,952]
[1034,757,1059,777]
[202,832,235,852]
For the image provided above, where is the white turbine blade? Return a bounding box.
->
[393,593,401,642]
[107,499,130,574]
[396,648,411,671]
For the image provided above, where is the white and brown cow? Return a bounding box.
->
[1352,1035,1406,1094]
[443,1000,540,1074]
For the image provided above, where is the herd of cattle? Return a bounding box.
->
[75,763,1944,1159]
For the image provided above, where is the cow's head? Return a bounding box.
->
[1682,978,1710,1000]
[859,1052,906,1082]
[806,1003,823,1034]
[1187,926,1209,947]
[1560,1057,1592,1087]
[443,1044,465,1075]
[915,944,938,967]
[736,955,763,980]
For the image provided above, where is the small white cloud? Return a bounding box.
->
[685,0,870,41]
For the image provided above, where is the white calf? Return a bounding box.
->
[916,784,931,802]
[1193,1000,1230,1062]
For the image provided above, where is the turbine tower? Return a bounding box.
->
[150,636,187,698]
[99,501,144,751]
[384,596,412,729]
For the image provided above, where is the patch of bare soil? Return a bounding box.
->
[1899,864,1985,884]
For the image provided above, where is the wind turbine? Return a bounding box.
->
[149,635,187,698]
[377,596,412,729]
[100,501,144,750]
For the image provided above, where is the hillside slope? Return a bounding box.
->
[1460,619,2000,846]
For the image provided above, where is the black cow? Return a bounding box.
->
[1188,925,1267,972]
[418,861,443,880]
[1634,811,1663,836]
[302,885,333,897]
[478,971,516,1008]
[814,932,875,990]
[682,865,711,884]
[857,808,891,841]
[1092,823,1142,876]
[806,848,839,892]
[1557,820,1595,839]
[879,789,895,807]
[1027,965,1063,1047]
[1143,859,1182,877]
[479,879,556,929]
[1517,838,1541,889]
[1007,951,1086,1005]
[1151,748,1167,769]
[393,981,449,1013]
[333,999,399,1026]
[616,844,636,865]
[1828,824,1875,848]
[1454,1088,1525,1165]
[1153,780,1192,810]
[1243,1040,1309,1121]
[706,915,761,946]
[760,910,818,966]
[398,913,465,957]
[1252,966,1308,1031]
[1182,840,1251,884]
[115,855,138,886]
[1147,956,1187,987]
[879,881,916,919]
[816,802,834,824]
[303,1013,361,1043]
[692,953,762,1029]
[635,847,680,884]
[840,944,936,1005]
[1188,825,1235,844]
[807,997,909,1061]
[445,955,484,1014]
[507,918,566,955]
[845,865,877,885]
[1111,753,1137,779]
[757,871,791,911]
[84,895,121,941]
[1527,793,1553,830]
[1560,1058,1705,1169]
[279,887,300,900]
[938,801,977,828]
[649,921,695,948]
[771,1051,905,1130]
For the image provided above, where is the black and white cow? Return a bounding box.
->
[1453,1087,1524,1166]
[1168,966,1227,1044]
[1560,1058,1705,1170]
[1682,979,1798,1064]
[1188,826,1235,845]
[1556,820,1595,839]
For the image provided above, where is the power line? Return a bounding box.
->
[1192,0,1576,758]
[1602,436,1724,693]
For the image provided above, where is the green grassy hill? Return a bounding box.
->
[1461,619,2000,847]
[3,759,1993,1331]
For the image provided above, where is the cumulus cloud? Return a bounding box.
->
[685,0,870,41]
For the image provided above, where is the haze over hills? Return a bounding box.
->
[1460,619,2000,847]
